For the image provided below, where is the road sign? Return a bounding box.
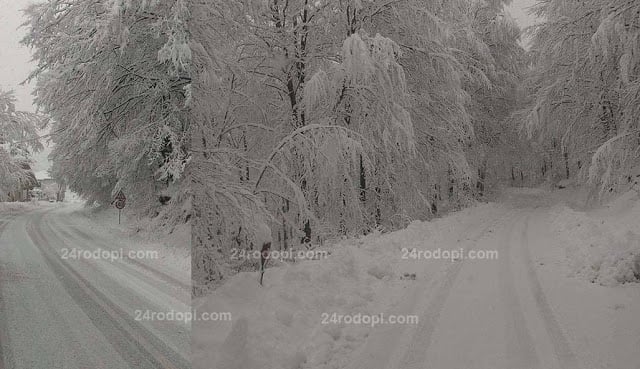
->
[114,190,126,202]
[114,190,126,224]
[114,190,126,208]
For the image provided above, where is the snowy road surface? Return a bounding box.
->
[0,204,190,369]
[197,188,640,369]
[348,209,578,369]
[345,192,640,369]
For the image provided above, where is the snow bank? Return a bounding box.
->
[550,190,640,286]
[0,201,43,214]
[67,204,190,275]
[193,202,504,369]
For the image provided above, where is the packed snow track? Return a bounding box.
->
[0,205,190,369]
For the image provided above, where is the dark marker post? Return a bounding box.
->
[114,190,126,225]
[259,242,271,286]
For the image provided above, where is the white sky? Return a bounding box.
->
[506,0,542,47]
[506,0,540,29]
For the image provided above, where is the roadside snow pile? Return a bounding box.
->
[193,203,504,369]
[67,203,190,275]
[551,190,640,286]
[0,201,41,214]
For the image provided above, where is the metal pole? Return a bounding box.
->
[119,209,121,225]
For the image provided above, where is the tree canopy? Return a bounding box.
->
[22,0,192,217]
[524,0,640,194]
[191,0,528,291]
[0,89,43,197]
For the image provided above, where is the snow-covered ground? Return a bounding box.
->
[550,189,640,286]
[194,186,640,369]
[0,200,45,214]
[78,204,191,276]
[0,198,190,275]
[0,201,191,368]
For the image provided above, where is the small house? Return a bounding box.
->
[34,170,66,202]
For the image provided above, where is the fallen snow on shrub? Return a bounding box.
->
[551,190,640,286]
[0,201,42,213]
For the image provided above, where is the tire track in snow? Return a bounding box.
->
[0,214,16,369]
[25,210,190,369]
[42,214,190,303]
[65,222,190,293]
[520,214,580,369]
[0,273,6,368]
[396,209,518,369]
[499,214,540,369]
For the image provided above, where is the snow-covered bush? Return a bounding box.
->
[552,194,640,286]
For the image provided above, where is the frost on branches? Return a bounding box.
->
[190,0,527,293]
[524,0,640,195]
[0,90,44,199]
[22,0,192,223]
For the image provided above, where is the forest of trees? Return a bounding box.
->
[6,0,637,293]
[191,0,532,291]
[523,0,640,196]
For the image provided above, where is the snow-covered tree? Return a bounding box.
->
[0,89,43,198]
[190,0,418,290]
[191,0,527,291]
[524,0,640,194]
[462,0,536,188]
[22,0,191,217]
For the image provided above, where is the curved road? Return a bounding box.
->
[344,191,640,369]
[0,205,190,369]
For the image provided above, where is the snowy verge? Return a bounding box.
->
[0,200,53,214]
[550,190,640,286]
[193,202,505,369]
[62,203,190,277]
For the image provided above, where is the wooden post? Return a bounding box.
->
[259,242,271,286]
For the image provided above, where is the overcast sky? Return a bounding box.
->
[506,0,541,48]
[506,0,539,29]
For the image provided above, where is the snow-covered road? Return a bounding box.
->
[0,204,190,369]
[349,209,579,369]
[347,192,640,369]
[197,188,640,369]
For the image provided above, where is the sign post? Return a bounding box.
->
[114,190,126,224]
